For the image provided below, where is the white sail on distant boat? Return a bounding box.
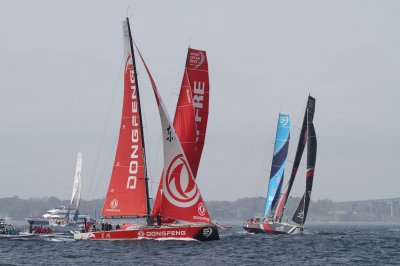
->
[26,153,93,228]
[70,152,82,211]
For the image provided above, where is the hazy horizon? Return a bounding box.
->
[3,194,400,204]
[1,1,399,203]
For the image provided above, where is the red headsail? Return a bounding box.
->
[151,48,210,218]
[134,43,212,224]
[185,48,210,175]
[101,21,148,218]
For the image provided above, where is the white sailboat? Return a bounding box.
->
[26,153,93,228]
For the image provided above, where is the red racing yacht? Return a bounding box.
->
[73,18,218,241]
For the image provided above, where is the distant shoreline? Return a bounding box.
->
[1,196,400,223]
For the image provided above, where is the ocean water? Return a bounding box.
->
[1,223,399,265]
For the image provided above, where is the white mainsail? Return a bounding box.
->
[70,152,82,210]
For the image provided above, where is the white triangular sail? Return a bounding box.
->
[70,152,82,210]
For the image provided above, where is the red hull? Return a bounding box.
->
[74,224,219,241]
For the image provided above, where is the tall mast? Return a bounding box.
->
[126,18,151,218]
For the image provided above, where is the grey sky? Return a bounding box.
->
[0,0,399,203]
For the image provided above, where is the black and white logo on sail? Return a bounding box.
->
[166,125,174,142]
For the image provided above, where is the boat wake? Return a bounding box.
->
[44,237,74,242]
[150,237,198,242]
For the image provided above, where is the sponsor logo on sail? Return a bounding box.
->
[163,154,200,208]
[189,51,205,69]
[279,115,289,127]
[187,49,208,147]
[125,55,140,191]
[110,199,119,209]
[198,202,206,216]
[193,80,205,143]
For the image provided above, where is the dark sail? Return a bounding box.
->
[292,96,317,225]
[275,96,315,221]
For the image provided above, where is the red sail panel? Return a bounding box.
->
[158,154,211,224]
[173,68,197,173]
[101,21,148,217]
[186,48,210,177]
[151,48,209,218]
[134,43,212,224]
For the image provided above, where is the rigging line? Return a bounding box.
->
[129,39,165,194]
[253,132,274,216]
[149,57,187,210]
[141,102,155,185]
[132,59,156,187]
[150,135,162,198]
[253,105,276,213]
[89,134,117,203]
[133,55,160,198]
[287,102,307,163]
[85,56,124,204]
[150,52,186,195]
[127,0,136,20]
[165,46,187,116]
[166,60,185,114]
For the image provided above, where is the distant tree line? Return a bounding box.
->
[0,196,103,220]
[1,196,399,222]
